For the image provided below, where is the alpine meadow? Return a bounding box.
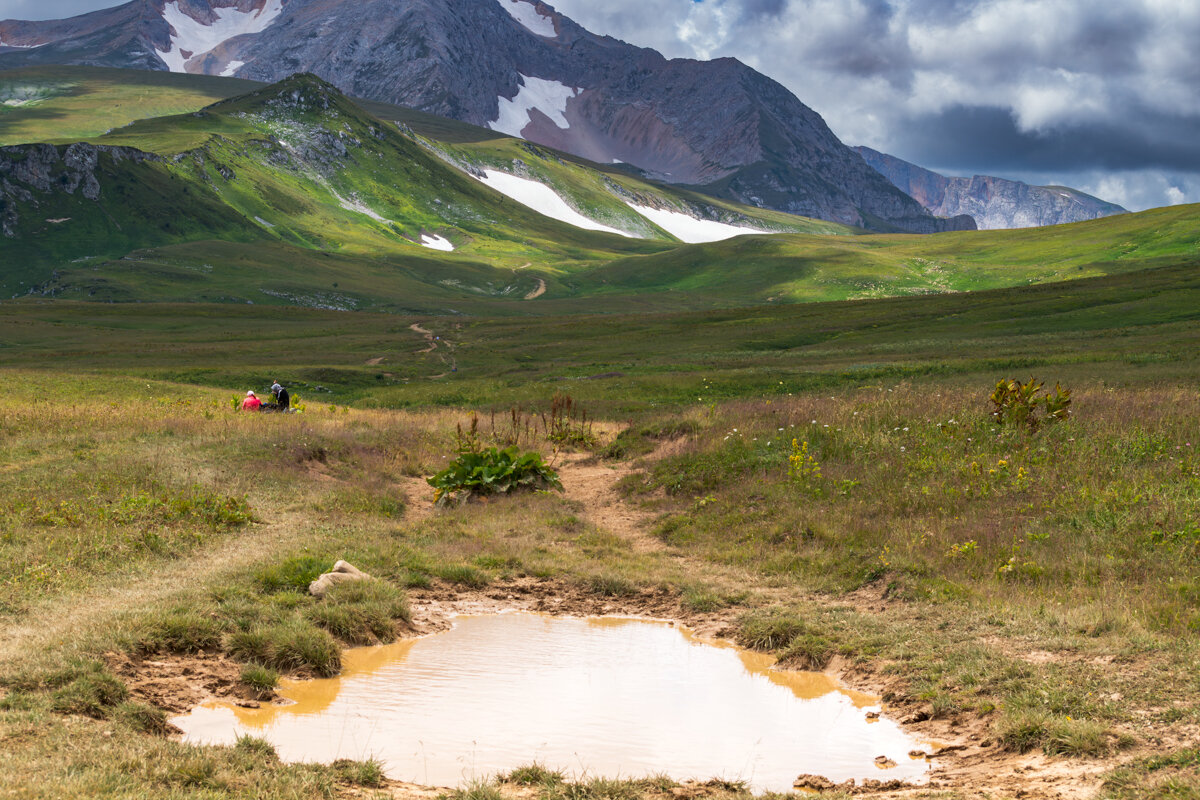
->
[0,2,1197,799]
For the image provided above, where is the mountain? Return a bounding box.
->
[3,70,1196,315]
[0,0,974,234]
[853,146,1127,230]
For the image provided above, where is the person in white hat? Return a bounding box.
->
[240,390,263,411]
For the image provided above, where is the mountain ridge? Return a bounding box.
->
[854,146,1127,230]
[0,0,974,234]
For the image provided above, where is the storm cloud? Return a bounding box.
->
[5,0,1198,208]
[551,0,1200,209]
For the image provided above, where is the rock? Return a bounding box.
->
[874,755,897,768]
[308,560,372,597]
[792,775,836,791]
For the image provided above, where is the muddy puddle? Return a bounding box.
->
[172,614,932,791]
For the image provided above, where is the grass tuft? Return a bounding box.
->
[254,555,330,594]
[240,663,280,696]
[506,763,566,786]
[226,618,342,677]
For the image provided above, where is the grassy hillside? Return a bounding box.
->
[2,66,1198,316]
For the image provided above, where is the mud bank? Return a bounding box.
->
[113,578,1135,799]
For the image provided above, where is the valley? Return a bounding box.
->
[0,5,1197,799]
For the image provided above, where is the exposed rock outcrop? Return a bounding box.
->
[0,143,158,236]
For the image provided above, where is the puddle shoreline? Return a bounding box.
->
[171,609,936,792]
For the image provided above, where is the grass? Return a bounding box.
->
[0,196,1197,796]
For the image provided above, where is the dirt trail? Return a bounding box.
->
[0,512,306,667]
[410,322,437,354]
[524,278,547,300]
[555,452,663,552]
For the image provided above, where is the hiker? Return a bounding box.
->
[271,381,290,412]
[241,390,262,411]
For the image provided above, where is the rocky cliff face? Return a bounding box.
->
[0,0,974,233]
[854,147,1126,230]
[0,143,158,236]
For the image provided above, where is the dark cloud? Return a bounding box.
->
[738,0,788,18]
[5,0,1199,209]
[890,105,1200,175]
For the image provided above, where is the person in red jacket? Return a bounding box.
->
[241,390,263,411]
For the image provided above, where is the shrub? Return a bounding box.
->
[427,445,562,506]
[990,378,1072,430]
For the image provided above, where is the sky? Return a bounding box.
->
[3,0,1198,210]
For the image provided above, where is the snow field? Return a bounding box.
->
[489,74,578,138]
[476,169,634,237]
[625,203,769,243]
[156,0,284,73]
[421,234,455,252]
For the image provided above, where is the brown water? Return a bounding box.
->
[173,614,930,791]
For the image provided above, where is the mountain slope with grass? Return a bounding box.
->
[0,0,972,233]
[2,69,1198,314]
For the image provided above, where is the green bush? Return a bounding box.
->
[990,377,1072,430]
[427,446,562,507]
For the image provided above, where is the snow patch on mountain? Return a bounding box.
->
[488,75,578,138]
[477,169,634,237]
[626,203,768,243]
[220,60,245,77]
[156,0,284,73]
[0,38,41,49]
[421,234,455,252]
[497,0,557,38]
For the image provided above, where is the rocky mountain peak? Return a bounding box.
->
[0,0,975,233]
